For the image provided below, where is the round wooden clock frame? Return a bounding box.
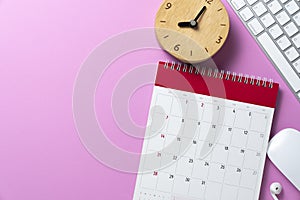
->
[155,0,230,63]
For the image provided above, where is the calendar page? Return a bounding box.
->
[132,62,279,200]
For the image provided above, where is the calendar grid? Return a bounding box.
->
[133,86,276,200]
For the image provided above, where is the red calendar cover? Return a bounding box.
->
[155,61,279,108]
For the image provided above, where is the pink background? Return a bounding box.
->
[0,0,300,199]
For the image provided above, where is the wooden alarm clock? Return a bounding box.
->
[155,0,230,63]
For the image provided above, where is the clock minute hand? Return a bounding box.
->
[194,6,207,22]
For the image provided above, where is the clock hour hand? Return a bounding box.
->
[178,21,192,27]
[194,6,207,22]
[178,20,198,28]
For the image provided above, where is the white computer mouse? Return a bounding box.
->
[267,128,300,191]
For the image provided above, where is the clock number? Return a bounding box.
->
[174,44,180,51]
[165,2,172,9]
[216,36,223,44]
[206,0,213,4]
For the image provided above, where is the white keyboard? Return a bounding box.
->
[227,0,300,101]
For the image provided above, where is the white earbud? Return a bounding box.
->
[270,182,282,200]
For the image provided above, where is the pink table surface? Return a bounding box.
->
[0,0,299,200]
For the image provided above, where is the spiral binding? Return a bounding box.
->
[163,61,274,88]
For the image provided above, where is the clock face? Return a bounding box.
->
[155,0,230,63]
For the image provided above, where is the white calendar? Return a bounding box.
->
[133,61,279,200]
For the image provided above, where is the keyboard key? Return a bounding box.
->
[284,22,298,37]
[261,13,276,28]
[247,0,258,5]
[240,7,254,21]
[269,24,283,39]
[248,18,264,35]
[292,33,300,48]
[277,36,292,50]
[258,33,300,91]
[285,0,299,15]
[285,47,300,61]
[264,0,271,3]
[279,0,288,3]
[276,11,290,25]
[294,59,300,73]
[268,0,282,14]
[232,0,246,10]
[253,2,267,16]
[294,12,300,26]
